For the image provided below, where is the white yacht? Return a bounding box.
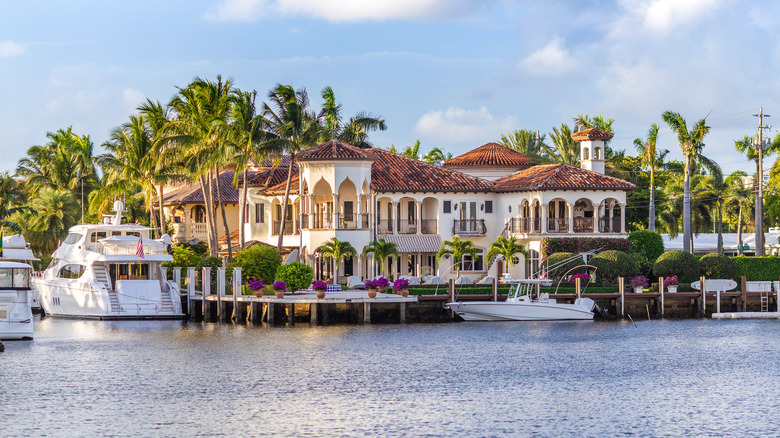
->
[0,261,34,339]
[1,233,40,311]
[446,279,596,321]
[33,201,183,319]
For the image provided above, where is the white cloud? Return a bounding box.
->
[204,0,488,22]
[516,38,575,76]
[414,106,516,144]
[0,41,24,58]
[642,0,720,32]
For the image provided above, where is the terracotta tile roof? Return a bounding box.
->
[491,164,635,191]
[297,140,376,161]
[163,171,241,205]
[443,142,532,167]
[247,166,298,187]
[368,148,493,193]
[571,128,614,142]
[263,174,300,195]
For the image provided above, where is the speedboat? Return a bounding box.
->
[32,200,183,319]
[446,279,596,321]
[0,261,34,339]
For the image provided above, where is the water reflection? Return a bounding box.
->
[2,318,780,437]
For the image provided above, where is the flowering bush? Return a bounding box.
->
[312,280,328,291]
[663,275,679,287]
[272,281,287,292]
[373,277,389,288]
[393,278,409,291]
[571,273,590,282]
[630,275,649,289]
[248,278,265,291]
[365,279,376,290]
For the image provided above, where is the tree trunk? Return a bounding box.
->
[198,174,216,256]
[333,258,338,285]
[737,206,743,255]
[214,169,233,262]
[277,152,295,253]
[239,167,249,249]
[148,190,158,239]
[683,155,691,253]
[649,167,655,232]
[158,185,166,238]
[717,198,723,254]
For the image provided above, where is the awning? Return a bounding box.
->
[382,235,442,253]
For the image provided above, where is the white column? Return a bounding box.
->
[332,193,339,229]
[357,254,363,280]
[568,202,574,234]
[357,194,364,228]
[541,203,548,233]
[390,201,396,235]
[594,201,601,234]
[415,200,421,234]
[619,203,625,233]
[608,201,615,232]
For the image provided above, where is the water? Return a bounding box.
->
[2,317,780,437]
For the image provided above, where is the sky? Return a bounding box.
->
[2,0,780,179]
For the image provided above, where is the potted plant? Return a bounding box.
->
[630,275,648,293]
[374,276,389,293]
[394,278,410,297]
[248,278,265,297]
[312,280,328,299]
[571,273,590,283]
[273,281,286,299]
[664,275,679,293]
[365,279,377,299]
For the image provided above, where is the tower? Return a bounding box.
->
[571,128,613,174]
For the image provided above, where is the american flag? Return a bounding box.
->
[136,237,145,258]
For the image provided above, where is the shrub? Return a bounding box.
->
[229,245,282,283]
[275,262,314,292]
[732,256,780,281]
[162,246,201,279]
[698,253,739,280]
[653,250,699,283]
[629,251,653,278]
[180,241,209,256]
[590,250,638,283]
[197,255,222,292]
[628,230,665,263]
[541,237,631,258]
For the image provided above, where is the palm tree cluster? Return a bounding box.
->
[5,76,386,258]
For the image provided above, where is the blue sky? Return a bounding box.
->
[2,0,779,178]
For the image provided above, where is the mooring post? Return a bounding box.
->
[741,276,747,312]
[618,277,624,317]
[217,267,226,322]
[659,276,665,316]
[575,277,581,297]
[493,278,498,302]
[287,303,295,325]
[202,268,211,320]
[700,276,706,317]
[232,267,241,322]
[310,302,319,325]
[400,302,407,323]
[364,302,371,324]
[449,278,455,302]
[267,303,274,325]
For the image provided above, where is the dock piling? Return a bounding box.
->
[232,268,241,322]
[187,267,196,317]
[202,268,211,320]
[363,302,371,324]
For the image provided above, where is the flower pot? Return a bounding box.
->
[667,285,678,293]
[316,289,326,299]
[275,291,285,299]
[378,286,387,293]
[399,288,409,297]
[367,289,377,299]
[633,287,643,294]
[254,290,263,297]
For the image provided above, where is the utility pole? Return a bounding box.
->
[753,107,770,257]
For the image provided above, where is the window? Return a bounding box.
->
[461,250,484,272]
[443,201,451,214]
[408,201,415,224]
[63,233,82,245]
[255,203,264,223]
[485,201,493,214]
[244,204,250,223]
[344,201,354,221]
[58,264,86,279]
[90,231,107,242]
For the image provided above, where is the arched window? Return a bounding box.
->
[583,147,590,160]
[594,147,601,159]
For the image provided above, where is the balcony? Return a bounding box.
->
[509,218,541,234]
[377,219,393,235]
[547,218,569,233]
[397,219,417,234]
[421,219,438,234]
[272,220,298,236]
[573,217,594,233]
[452,219,487,236]
[599,216,622,233]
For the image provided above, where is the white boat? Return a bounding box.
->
[446,279,596,321]
[1,233,41,311]
[0,261,34,339]
[33,201,183,319]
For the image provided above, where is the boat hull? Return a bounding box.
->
[446,301,594,321]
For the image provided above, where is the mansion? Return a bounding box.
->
[162,128,635,283]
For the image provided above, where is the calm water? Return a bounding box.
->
[2,317,780,437]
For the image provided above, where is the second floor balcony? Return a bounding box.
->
[452,219,487,236]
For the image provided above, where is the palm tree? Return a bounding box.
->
[634,124,662,231]
[436,236,478,277]
[14,188,79,255]
[318,86,387,147]
[724,171,753,254]
[486,236,528,269]
[422,147,452,164]
[318,237,356,284]
[403,139,421,160]
[545,124,580,165]
[263,84,322,251]
[736,134,779,256]
[363,238,398,277]
[0,172,30,233]
[499,129,549,162]
[661,111,717,253]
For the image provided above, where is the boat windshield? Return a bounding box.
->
[0,268,30,288]
[63,233,82,245]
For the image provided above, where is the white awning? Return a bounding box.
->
[382,235,442,253]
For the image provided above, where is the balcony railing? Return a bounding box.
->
[335,213,370,230]
[573,217,594,233]
[272,220,298,236]
[397,219,417,234]
[421,219,437,234]
[452,219,487,236]
[547,218,569,233]
[509,218,541,234]
[377,219,393,235]
[599,216,622,233]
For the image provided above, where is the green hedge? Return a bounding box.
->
[732,256,780,281]
[628,230,665,262]
[590,250,638,283]
[699,254,739,280]
[541,237,631,258]
[653,250,699,283]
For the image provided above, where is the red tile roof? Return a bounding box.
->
[369,148,493,193]
[163,171,241,205]
[571,128,614,142]
[443,142,532,167]
[297,140,376,161]
[263,174,300,195]
[491,164,635,191]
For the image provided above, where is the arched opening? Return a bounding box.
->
[594,147,601,160]
[547,198,569,233]
[573,198,595,233]
[583,147,590,160]
[599,198,623,233]
[312,178,334,229]
[337,178,358,229]
[376,196,394,235]
[421,197,438,234]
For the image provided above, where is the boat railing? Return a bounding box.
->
[85,243,168,256]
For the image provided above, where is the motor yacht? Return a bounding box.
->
[32,201,183,319]
[1,233,40,311]
[0,261,34,339]
[446,279,596,321]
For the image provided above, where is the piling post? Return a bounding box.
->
[449,278,455,302]
[618,277,624,317]
[287,303,294,325]
[659,276,665,316]
[575,277,581,297]
[186,267,195,317]
[492,278,498,302]
[202,268,211,320]
[400,302,407,323]
[217,267,226,322]
[700,276,706,317]
[232,267,241,322]
[267,303,275,325]
[363,302,371,324]
[741,276,747,312]
[310,303,319,325]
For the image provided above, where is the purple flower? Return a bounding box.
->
[273,281,287,292]
[365,279,376,289]
[393,278,409,290]
[664,276,679,287]
[248,278,264,291]
[373,277,389,288]
[312,280,328,291]
[572,273,590,282]
[630,275,648,289]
